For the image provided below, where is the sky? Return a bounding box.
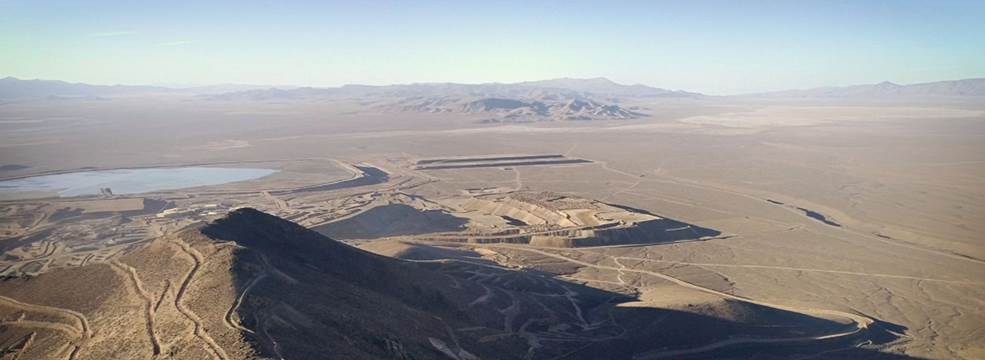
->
[1,0,983,95]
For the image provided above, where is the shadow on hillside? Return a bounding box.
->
[597,202,723,244]
[566,216,722,247]
[208,208,922,360]
[312,203,469,240]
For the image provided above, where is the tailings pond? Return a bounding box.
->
[0,167,277,197]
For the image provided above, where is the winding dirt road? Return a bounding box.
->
[0,294,91,359]
[615,256,984,285]
[109,261,162,356]
[224,253,270,335]
[172,240,230,360]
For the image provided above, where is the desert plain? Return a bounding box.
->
[0,80,983,359]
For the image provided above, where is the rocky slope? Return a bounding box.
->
[0,208,903,359]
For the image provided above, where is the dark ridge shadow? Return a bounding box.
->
[0,164,29,172]
[0,228,54,253]
[501,215,527,226]
[607,203,724,242]
[797,207,842,227]
[312,203,469,240]
[279,164,388,194]
[49,207,84,222]
[210,208,920,360]
[415,158,592,170]
[46,200,167,223]
[603,202,662,216]
[535,202,724,247]
[417,154,565,165]
[584,216,722,245]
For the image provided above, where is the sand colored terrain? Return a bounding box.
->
[1,95,983,358]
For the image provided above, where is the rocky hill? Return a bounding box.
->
[0,208,899,359]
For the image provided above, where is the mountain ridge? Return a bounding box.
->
[0,207,906,359]
[745,78,985,98]
[5,76,983,101]
[0,76,697,100]
[0,77,282,99]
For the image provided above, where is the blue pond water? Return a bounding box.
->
[0,167,276,197]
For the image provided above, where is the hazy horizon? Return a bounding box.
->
[2,0,984,95]
[5,74,985,96]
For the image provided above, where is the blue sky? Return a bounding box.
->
[1,0,983,94]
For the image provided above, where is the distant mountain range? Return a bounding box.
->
[416,97,643,122]
[0,77,167,99]
[748,78,985,98]
[516,77,702,98]
[3,77,983,120]
[0,76,279,100]
[0,76,695,99]
[0,76,683,121]
[200,78,695,121]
